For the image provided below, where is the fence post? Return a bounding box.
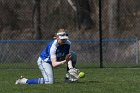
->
[99,0,103,68]
[136,37,139,64]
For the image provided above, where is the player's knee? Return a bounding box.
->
[70,51,77,62]
[44,81,54,84]
[44,78,54,84]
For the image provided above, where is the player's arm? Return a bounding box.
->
[50,45,71,67]
[51,54,71,67]
[51,58,66,67]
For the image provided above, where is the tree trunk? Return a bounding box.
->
[33,0,41,39]
[107,0,119,62]
[76,0,93,30]
[108,0,119,37]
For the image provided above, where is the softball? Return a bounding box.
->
[79,72,85,78]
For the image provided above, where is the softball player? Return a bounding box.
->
[15,29,77,84]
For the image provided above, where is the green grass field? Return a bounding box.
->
[0,63,140,93]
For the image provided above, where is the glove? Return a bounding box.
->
[67,68,80,81]
[68,68,80,74]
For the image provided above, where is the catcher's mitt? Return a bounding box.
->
[66,68,80,82]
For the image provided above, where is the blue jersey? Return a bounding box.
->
[40,40,71,64]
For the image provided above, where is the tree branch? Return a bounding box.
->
[67,0,77,11]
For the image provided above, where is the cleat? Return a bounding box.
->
[64,77,73,83]
[15,76,28,85]
[64,77,78,83]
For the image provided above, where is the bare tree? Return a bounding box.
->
[106,0,120,62]
[108,0,119,37]
[33,0,41,39]
[67,0,93,30]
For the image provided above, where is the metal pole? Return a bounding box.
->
[99,0,103,68]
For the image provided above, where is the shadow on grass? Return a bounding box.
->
[77,80,102,84]
[55,80,102,84]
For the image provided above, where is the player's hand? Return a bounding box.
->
[65,53,72,62]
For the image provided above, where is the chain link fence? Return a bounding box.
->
[0,0,139,68]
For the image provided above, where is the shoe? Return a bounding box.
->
[15,76,28,84]
[64,77,78,83]
[64,77,73,83]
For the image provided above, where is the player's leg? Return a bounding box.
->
[26,57,54,84]
[67,51,77,71]
[65,51,77,82]
[15,57,42,84]
[15,57,54,84]
[39,61,54,84]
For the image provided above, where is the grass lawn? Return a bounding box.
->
[0,63,140,93]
